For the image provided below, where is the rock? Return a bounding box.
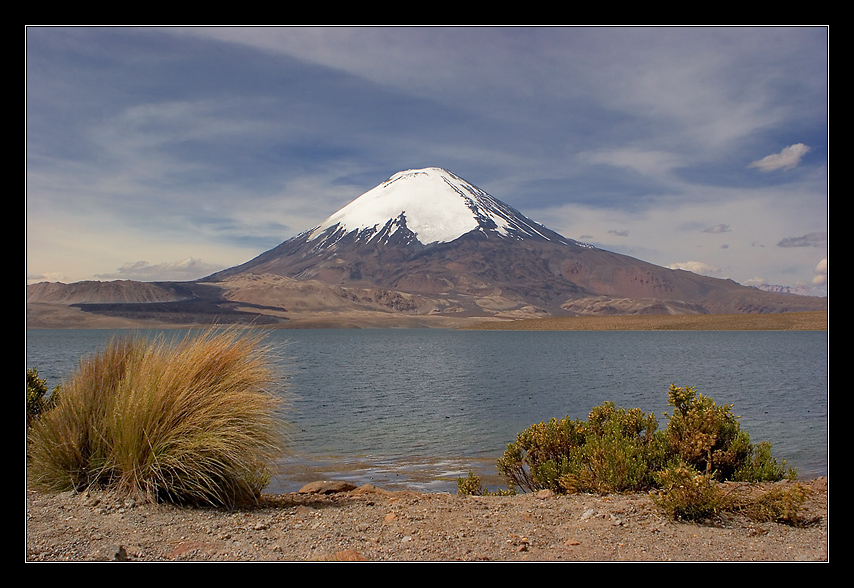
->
[352,484,395,495]
[297,480,358,495]
[93,544,129,561]
[329,549,369,561]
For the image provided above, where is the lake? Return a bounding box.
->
[26,328,828,493]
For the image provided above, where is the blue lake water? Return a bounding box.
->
[26,328,828,494]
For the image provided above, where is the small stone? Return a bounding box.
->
[93,544,129,561]
[352,484,394,495]
[297,480,358,495]
[330,549,369,561]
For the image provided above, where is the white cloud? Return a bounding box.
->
[27,272,68,285]
[665,261,723,276]
[94,258,223,282]
[749,143,811,172]
[812,257,827,286]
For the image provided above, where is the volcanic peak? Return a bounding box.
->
[306,167,573,248]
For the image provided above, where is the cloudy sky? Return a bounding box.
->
[26,26,828,294]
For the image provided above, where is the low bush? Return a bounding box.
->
[496,384,800,520]
[456,471,515,496]
[728,482,813,525]
[26,328,288,507]
[652,460,730,520]
[665,385,750,479]
[26,368,60,427]
[497,402,668,494]
[653,463,813,525]
[664,385,796,482]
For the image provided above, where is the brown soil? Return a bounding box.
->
[26,477,828,562]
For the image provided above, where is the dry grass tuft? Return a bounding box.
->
[27,328,288,507]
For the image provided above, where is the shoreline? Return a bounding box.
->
[268,451,828,497]
[26,309,828,332]
[463,311,827,332]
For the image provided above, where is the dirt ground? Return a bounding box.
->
[25,476,828,562]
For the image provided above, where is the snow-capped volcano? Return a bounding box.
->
[307,167,572,247]
[198,167,826,321]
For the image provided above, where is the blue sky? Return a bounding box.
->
[26,26,828,294]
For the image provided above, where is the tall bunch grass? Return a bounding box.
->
[27,328,288,507]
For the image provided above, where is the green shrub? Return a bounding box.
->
[652,461,729,520]
[663,384,752,480]
[497,402,667,494]
[663,384,796,481]
[26,328,288,507]
[496,385,795,499]
[733,440,797,482]
[457,471,515,496]
[653,465,812,525]
[496,414,586,493]
[560,403,669,494]
[26,368,60,427]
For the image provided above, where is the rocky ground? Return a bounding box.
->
[26,477,828,562]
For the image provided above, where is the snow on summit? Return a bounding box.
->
[308,167,563,246]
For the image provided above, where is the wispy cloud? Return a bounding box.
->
[777,232,827,248]
[26,26,828,291]
[666,261,724,276]
[749,143,812,172]
[703,224,731,234]
[94,258,224,282]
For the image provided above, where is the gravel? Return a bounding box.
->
[26,477,828,562]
